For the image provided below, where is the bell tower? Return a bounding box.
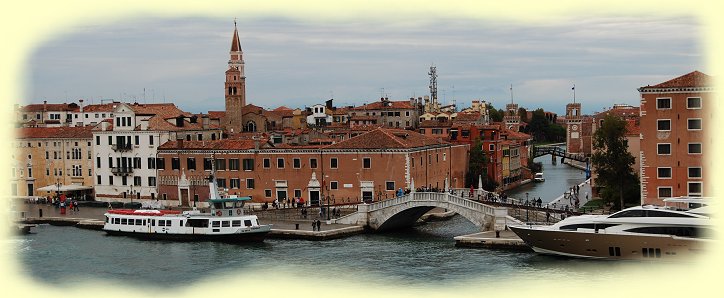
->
[224,20,246,134]
[565,102,582,154]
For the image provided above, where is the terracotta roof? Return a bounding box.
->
[353,100,415,110]
[128,103,188,117]
[20,103,78,113]
[82,103,118,112]
[16,126,94,139]
[273,106,295,118]
[645,71,711,88]
[208,111,225,119]
[625,119,640,136]
[452,112,482,121]
[419,120,451,128]
[504,129,532,140]
[158,139,256,150]
[595,107,640,119]
[325,128,448,150]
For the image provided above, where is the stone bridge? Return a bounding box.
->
[333,192,509,232]
[533,145,589,163]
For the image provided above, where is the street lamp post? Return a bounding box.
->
[526,192,529,222]
[326,195,330,221]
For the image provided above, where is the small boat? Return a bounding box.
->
[103,174,271,243]
[509,198,713,260]
[533,173,545,182]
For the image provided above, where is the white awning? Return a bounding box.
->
[36,184,93,192]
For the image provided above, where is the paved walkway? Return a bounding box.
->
[547,178,593,212]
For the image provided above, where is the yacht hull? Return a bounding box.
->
[509,225,709,260]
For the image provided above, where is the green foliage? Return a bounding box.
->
[591,114,640,210]
[487,103,503,122]
[465,138,498,191]
[518,107,528,123]
[522,109,566,143]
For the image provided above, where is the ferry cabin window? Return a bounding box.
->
[213,202,223,210]
[222,221,230,227]
[135,219,142,225]
[224,201,234,208]
[232,220,241,227]
[121,218,127,225]
[114,218,120,224]
[212,221,221,228]
[186,219,209,228]
[158,220,165,227]
[235,201,244,208]
[244,220,252,227]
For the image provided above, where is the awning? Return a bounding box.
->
[36,184,93,192]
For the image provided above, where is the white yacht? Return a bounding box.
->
[509,198,713,260]
[103,175,271,243]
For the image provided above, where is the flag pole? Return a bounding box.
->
[572,84,576,103]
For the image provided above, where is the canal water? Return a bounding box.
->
[8,158,681,291]
[505,156,588,203]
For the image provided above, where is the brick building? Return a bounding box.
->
[638,71,712,205]
[156,128,468,207]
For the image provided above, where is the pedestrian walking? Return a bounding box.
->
[312,221,316,231]
[316,220,321,231]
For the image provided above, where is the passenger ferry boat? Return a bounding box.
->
[533,173,545,182]
[103,176,271,243]
[509,198,713,260]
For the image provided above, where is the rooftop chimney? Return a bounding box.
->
[79,99,84,113]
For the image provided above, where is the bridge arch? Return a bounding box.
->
[366,193,497,231]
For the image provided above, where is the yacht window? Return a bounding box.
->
[646,210,695,218]
[212,221,221,228]
[232,220,241,227]
[244,220,252,227]
[608,209,646,218]
[560,223,618,231]
[222,221,230,227]
[625,226,710,238]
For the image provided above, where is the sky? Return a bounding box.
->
[26,15,705,116]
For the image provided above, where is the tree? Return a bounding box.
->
[466,138,497,191]
[591,114,639,210]
[487,104,503,122]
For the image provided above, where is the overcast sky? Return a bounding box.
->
[26,15,704,115]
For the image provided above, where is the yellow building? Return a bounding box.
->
[13,126,94,199]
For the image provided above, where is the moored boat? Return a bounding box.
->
[103,175,271,243]
[533,173,545,182]
[509,198,713,260]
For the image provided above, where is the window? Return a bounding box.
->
[688,167,702,179]
[134,135,140,145]
[108,136,112,145]
[687,97,702,109]
[688,143,702,154]
[688,119,702,130]
[246,178,255,189]
[294,189,302,198]
[149,135,154,145]
[293,158,301,169]
[121,176,127,186]
[330,158,338,169]
[242,159,254,171]
[363,157,371,169]
[217,179,227,188]
[657,167,672,179]
[230,178,240,189]
[277,158,285,169]
[187,158,196,170]
[134,157,141,169]
[310,158,318,169]
[134,176,142,186]
[215,159,226,170]
[489,144,495,151]
[97,156,101,168]
[96,136,100,145]
[148,177,156,187]
[229,159,240,171]
[109,176,113,185]
[656,98,671,109]
[203,158,213,170]
[148,157,156,169]
[330,181,338,190]
[657,144,671,155]
[263,158,271,168]
[171,158,180,170]
[688,182,703,196]
[657,119,671,131]
[265,189,272,197]
[386,181,395,191]
[97,175,102,185]
[156,158,165,170]
[658,187,672,198]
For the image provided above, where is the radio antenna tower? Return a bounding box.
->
[428,65,438,107]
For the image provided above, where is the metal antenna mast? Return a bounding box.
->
[428,65,438,106]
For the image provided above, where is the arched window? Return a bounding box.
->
[246,121,257,132]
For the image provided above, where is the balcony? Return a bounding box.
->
[112,143,132,152]
[111,167,133,176]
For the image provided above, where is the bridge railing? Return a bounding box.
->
[366,192,497,216]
